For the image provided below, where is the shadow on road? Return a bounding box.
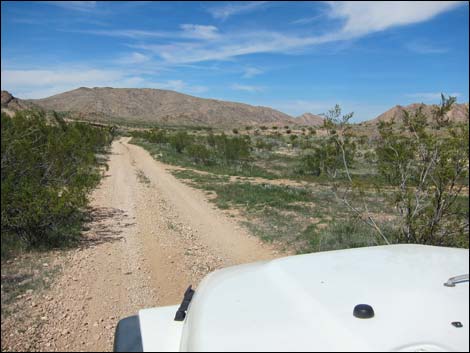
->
[79,206,135,248]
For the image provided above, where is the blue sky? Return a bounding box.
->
[1,1,468,121]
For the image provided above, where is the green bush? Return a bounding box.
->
[169,131,192,153]
[149,129,168,144]
[214,134,251,163]
[301,220,394,253]
[1,111,113,256]
[187,143,213,165]
[255,138,275,151]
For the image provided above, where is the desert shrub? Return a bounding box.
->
[272,126,278,130]
[214,134,251,163]
[130,129,168,144]
[260,125,268,131]
[364,150,376,163]
[300,138,314,150]
[232,128,239,134]
[1,110,113,256]
[149,129,168,144]
[375,96,469,246]
[301,220,397,253]
[255,139,275,151]
[206,131,216,147]
[299,149,323,176]
[285,129,292,134]
[169,131,192,153]
[298,137,354,177]
[358,135,368,145]
[187,143,213,165]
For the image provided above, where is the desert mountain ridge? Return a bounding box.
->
[28,87,299,127]
[2,88,468,127]
[364,102,469,126]
[296,112,325,127]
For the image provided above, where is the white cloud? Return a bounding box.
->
[327,1,463,38]
[180,24,220,40]
[146,80,207,94]
[82,25,220,41]
[242,67,263,78]
[406,92,461,102]
[129,2,463,64]
[207,1,268,20]
[81,29,167,39]
[1,68,209,98]
[135,31,325,64]
[231,83,264,93]
[291,15,323,25]
[116,52,151,64]
[42,1,97,12]
[1,69,123,87]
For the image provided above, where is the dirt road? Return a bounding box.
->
[2,137,281,352]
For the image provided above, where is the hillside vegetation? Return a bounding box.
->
[1,110,114,257]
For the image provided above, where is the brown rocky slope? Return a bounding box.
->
[29,87,297,127]
[366,102,469,126]
[296,112,325,126]
[1,90,37,114]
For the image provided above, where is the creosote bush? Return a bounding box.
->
[1,110,114,257]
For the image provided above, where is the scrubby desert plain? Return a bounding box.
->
[1,88,469,351]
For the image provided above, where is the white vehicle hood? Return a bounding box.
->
[175,244,469,352]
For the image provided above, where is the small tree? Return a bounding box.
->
[432,93,457,128]
[319,105,388,244]
[376,95,468,246]
[321,97,469,247]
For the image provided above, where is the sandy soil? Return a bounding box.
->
[1,137,282,352]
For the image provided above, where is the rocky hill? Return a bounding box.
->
[6,87,467,128]
[296,112,325,126]
[29,87,297,127]
[1,90,37,115]
[366,102,469,126]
